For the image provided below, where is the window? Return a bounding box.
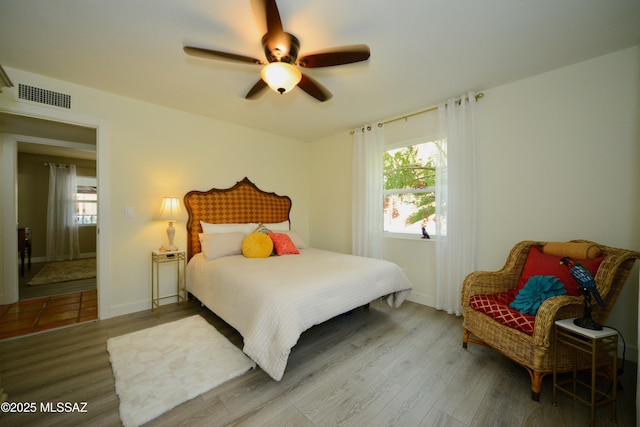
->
[76,176,97,225]
[383,140,438,237]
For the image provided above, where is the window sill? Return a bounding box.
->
[383,232,440,241]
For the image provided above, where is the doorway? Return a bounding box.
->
[17,145,97,302]
[0,110,109,336]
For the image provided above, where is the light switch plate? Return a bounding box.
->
[124,206,134,218]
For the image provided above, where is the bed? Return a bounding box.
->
[184,177,412,380]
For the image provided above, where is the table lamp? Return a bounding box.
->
[154,196,182,251]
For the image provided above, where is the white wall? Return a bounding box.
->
[309,46,640,358]
[309,131,353,254]
[0,68,310,318]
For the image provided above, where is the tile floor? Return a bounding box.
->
[0,290,97,340]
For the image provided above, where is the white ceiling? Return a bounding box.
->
[0,0,638,142]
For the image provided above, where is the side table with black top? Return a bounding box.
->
[553,318,618,426]
[151,250,187,315]
[18,227,31,276]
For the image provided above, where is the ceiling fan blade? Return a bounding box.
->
[298,74,332,102]
[245,79,268,100]
[254,0,293,59]
[184,46,263,65]
[251,0,284,36]
[298,45,371,68]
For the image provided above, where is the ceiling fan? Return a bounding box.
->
[183,0,371,102]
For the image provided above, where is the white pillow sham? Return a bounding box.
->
[200,221,256,234]
[199,232,246,260]
[261,221,290,231]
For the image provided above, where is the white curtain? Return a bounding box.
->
[46,163,80,261]
[434,92,478,315]
[352,124,384,259]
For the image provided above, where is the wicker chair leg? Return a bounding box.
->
[530,371,543,401]
[463,329,469,348]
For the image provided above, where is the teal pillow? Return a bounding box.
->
[510,275,567,316]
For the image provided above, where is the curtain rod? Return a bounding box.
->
[44,162,71,168]
[349,92,484,135]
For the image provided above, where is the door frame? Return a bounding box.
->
[0,105,111,319]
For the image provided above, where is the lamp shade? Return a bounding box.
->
[154,196,182,221]
[261,62,302,94]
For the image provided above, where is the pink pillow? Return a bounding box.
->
[517,246,603,296]
[268,232,300,255]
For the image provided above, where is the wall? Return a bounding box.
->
[308,131,353,254]
[17,152,97,259]
[309,46,640,358]
[0,68,310,318]
[476,46,640,359]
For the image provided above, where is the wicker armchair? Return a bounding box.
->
[461,240,639,401]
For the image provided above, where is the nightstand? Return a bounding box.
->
[151,250,187,314]
[553,318,618,426]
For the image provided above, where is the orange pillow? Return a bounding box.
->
[542,242,601,259]
[517,246,603,296]
[268,232,300,255]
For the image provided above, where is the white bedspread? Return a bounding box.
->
[186,248,412,380]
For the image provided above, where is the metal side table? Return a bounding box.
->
[151,250,187,315]
[553,318,618,426]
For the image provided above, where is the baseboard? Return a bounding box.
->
[104,296,180,320]
[105,300,150,319]
[406,292,434,307]
[18,252,96,265]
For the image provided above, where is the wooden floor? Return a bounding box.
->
[0,300,635,426]
[18,261,97,301]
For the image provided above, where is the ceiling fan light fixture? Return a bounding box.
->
[261,62,302,94]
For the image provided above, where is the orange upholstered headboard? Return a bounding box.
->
[184,177,292,261]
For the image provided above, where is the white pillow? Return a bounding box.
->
[262,221,290,231]
[278,230,307,249]
[199,232,246,260]
[200,221,256,234]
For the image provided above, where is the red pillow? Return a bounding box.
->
[268,232,300,255]
[517,246,604,296]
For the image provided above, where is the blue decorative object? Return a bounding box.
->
[510,275,567,315]
[559,256,604,305]
[560,256,604,330]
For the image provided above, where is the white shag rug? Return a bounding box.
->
[107,315,255,427]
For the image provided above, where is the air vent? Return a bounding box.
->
[18,83,71,109]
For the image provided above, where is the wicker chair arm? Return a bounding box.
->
[461,240,539,307]
[532,295,583,347]
[461,271,519,307]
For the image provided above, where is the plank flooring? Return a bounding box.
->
[19,261,97,301]
[0,300,635,426]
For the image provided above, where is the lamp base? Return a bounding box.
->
[573,317,603,331]
[573,290,602,330]
[164,221,178,252]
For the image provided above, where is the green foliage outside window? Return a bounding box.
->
[383,143,437,232]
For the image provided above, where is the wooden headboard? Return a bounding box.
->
[184,177,292,261]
